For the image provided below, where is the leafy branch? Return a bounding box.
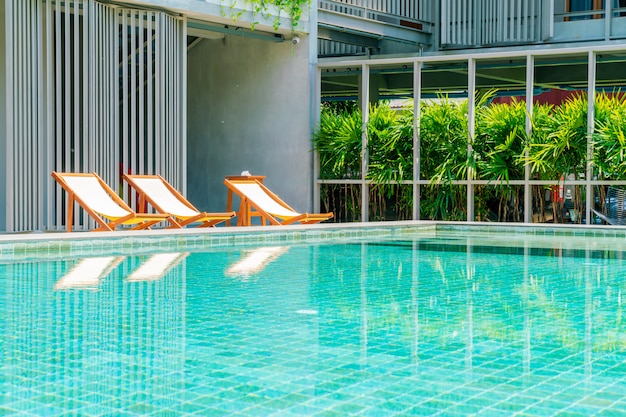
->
[221,0,311,31]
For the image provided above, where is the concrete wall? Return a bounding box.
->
[187,35,313,217]
[0,0,6,232]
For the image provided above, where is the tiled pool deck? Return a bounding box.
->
[3,221,626,262]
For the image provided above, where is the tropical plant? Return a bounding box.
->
[314,105,362,179]
[591,92,626,215]
[526,94,588,223]
[320,184,361,222]
[592,92,626,179]
[315,91,626,224]
[419,95,470,220]
[525,103,554,222]
[366,102,414,220]
[314,102,362,221]
[475,98,527,221]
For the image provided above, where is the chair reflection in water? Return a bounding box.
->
[54,256,125,290]
[225,246,289,279]
[54,253,189,290]
[126,252,189,282]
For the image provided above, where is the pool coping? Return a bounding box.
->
[2,220,626,262]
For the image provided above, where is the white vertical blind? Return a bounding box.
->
[5,0,186,232]
[5,0,45,231]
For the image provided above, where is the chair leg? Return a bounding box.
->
[66,195,75,232]
[238,201,248,226]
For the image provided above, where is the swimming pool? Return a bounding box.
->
[2,224,626,416]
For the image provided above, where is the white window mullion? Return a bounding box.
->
[524,53,534,223]
[586,51,596,224]
[166,15,171,184]
[73,0,80,173]
[139,11,145,175]
[360,63,369,222]
[15,0,21,230]
[23,0,29,230]
[113,8,121,195]
[35,0,44,230]
[24,0,31,230]
[147,12,154,175]
[64,0,71,182]
[154,14,160,175]
[5,0,14,231]
[46,0,54,229]
[130,10,137,187]
[63,0,70,172]
[163,15,169,182]
[167,16,174,184]
[122,10,129,200]
[94,2,102,177]
[169,16,175,186]
[55,0,62,228]
[16,0,24,230]
[467,57,476,221]
[413,60,422,220]
[180,15,187,195]
[86,0,94,174]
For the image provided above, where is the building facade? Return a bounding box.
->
[317,0,626,223]
[0,0,313,232]
[1,0,625,231]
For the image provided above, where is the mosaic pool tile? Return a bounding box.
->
[3,226,626,416]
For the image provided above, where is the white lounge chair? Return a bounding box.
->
[123,174,235,228]
[224,175,333,226]
[52,172,172,232]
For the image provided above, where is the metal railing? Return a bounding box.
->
[441,0,552,47]
[319,0,433,28]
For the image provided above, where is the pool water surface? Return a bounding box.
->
[2,230,626,416]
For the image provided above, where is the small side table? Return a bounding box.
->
[225,175,266,226]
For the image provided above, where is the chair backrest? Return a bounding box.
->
[59,174,132,218]
[230,181,298,217]
[606,186,626,225]
[126,176,198,217]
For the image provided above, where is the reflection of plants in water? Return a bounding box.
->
[314,245,626,353]
[521,274,580,347]
[416,257,473,346]
[588,267,626,352]
[519,268,626,353]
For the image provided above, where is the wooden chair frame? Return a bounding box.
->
[223,176,333,226]
[123,174,235,228]
[52,172,171,232]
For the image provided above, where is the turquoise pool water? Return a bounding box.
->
[2,229,626,416]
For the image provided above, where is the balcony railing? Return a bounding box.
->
[319,0,626,52]
[319,0,433,31]
[441,0,553,47]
